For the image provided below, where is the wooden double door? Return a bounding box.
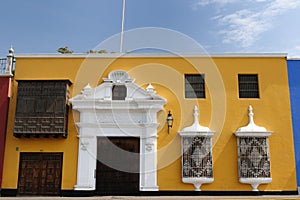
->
[18,152,63,196]
[96,137,140,195]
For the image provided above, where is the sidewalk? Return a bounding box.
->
[1,196,300,200]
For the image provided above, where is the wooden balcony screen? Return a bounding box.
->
[14,80,71,138]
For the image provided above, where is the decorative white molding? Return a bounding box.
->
[182,178,214,191]
[70,70,166,191]
[103,70,135,83]
[80,141,89,151]
[145,143,154,152]
[235,105,272,137]
[179,106,214,135]
[240,178,272,191]
[234,105,272,191]
[179,106,215,191]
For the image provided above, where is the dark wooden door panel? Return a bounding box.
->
[96,137,139,195]
[18,153,62,196]
[18,154,41,195]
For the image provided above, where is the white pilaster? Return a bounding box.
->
[74,136,97,190]
[140,136,159,191]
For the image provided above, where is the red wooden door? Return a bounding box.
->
[18,153,62,195]
[96,137,140,195]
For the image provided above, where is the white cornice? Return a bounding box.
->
[70,100,166,111]
[76,122,159,128]
[235,131,272,137]
[14,52,288,58]
[179,131,215,137]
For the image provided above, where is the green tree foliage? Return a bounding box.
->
[88,49,108,54]
[57,46,73,54]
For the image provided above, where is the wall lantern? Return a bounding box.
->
[167,110,174,134]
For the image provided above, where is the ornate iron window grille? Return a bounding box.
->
[234,105,272,191]
[179,106,215,191]
[182,136,213,179]
[238,137,270,179]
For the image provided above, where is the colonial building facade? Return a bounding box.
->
[1,53,297,196]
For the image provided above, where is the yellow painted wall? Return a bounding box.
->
[2,55,297,191]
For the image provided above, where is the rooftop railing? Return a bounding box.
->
[0,58,7,75]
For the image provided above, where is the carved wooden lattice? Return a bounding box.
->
[182,136,213,178]
[14,80,71,138]
[238,137,270,178]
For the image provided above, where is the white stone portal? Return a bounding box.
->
[70,70,166,191]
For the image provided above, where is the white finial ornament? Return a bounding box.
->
[5,46,14,75]
[81,83,92,96]
[180,106,212,133]
[193,106,199,124]
[235,105,269,133]
[83,83,91,90]
[248,105,254,125]
[9,45,14,54]
[146,83,156,94]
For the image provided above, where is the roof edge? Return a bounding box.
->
[14,52,288,58]
[287,58,300,60]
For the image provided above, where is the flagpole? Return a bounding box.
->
[120,0,126,53]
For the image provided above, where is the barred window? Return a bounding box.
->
[112,85,127,100]
[238,74,259,98]
[185,74,205,98]
[14,80,71,138]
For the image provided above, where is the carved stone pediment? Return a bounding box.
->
[71,70,166,103]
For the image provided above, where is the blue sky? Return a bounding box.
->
[1,0,300,57]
